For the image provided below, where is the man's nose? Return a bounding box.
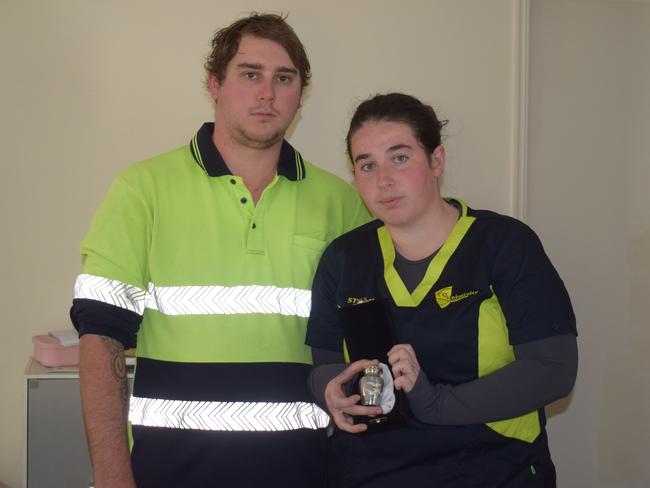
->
[258,78,275,101]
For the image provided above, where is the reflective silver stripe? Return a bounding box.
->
[147,283,311,317]
[128,397,330,432]
[74,274,148,314]
[74,274,311,317]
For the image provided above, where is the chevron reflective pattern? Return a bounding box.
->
[74,274,311,317]
[129,397,330,431]
[146,283,311,317]
[74,274,148,314]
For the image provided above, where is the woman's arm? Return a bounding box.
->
[406,333,577,425]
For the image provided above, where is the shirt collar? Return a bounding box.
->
[189,122,306,180]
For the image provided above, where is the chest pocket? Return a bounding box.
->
[292,235,327,254]
[290,235,327,289]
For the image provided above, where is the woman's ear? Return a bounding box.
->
[430,144,446,177]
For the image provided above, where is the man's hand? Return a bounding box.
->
[324,359,383,433]
[388,344,422,393]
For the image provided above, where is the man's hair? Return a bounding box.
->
[205,13,311,90]
[346,93,448,162]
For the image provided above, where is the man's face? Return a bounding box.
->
[351,120,444,230]
[210,35,302,150]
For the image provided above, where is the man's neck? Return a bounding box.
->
[388,199,460,261]
[212,131,282,204]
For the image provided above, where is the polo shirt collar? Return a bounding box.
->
[189,122,306,180]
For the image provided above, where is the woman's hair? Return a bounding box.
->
[346,93,447,161]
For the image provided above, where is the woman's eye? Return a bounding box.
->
[394,154,409,163]
[360,162,375,172]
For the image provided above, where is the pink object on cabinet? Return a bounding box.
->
[32,334,79,367]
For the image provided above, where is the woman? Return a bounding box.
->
[306,93,578,487]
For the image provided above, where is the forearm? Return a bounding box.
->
[79,334,136,487]
[408,361,562,425]
[407,334,578,425]
[308,348,347,409]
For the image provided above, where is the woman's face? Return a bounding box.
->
[350,120,444,230]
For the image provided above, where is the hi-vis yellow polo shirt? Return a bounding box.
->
[71,123,369,487]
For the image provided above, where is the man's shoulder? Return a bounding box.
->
[301,160,354,193]
[117,145,194,184]
[291,160,370,235]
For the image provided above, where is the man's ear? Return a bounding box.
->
[430,144,446,177]
[208,73,220,102]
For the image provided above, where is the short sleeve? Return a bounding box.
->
[80,173,152,289]
[70,171,152,347]
[306,242,345,352]
[491,221,577,345]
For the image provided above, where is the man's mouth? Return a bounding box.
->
[251,107,277,118]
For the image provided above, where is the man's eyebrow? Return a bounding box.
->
[276,66,298,75]
[236,63,263,70]
[235,63,298,75]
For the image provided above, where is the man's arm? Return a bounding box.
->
[79,334,136,488]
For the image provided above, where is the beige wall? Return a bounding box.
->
[528,1,650,486]
[4,0,644,487]
[0,2,520,485]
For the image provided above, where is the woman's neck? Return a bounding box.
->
[388,199,460,261]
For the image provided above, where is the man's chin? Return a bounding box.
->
[232,127,286,150]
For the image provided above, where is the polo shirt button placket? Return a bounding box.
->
[246,211,263,254]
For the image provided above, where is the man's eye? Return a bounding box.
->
[359,162,375,172]
[244,72,258,80]
[276,75,292,84]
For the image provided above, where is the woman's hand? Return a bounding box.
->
[324,359,383,433]
[388,344,421,393]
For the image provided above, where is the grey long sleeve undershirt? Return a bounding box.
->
[309,333,578,425]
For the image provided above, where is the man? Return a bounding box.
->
[71,14,368,488]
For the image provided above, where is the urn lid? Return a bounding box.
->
[363,365,381,376]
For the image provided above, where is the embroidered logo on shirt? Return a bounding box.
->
[434,286,479,309]
[345,297,375,305]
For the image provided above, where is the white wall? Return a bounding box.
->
[528,1,650,486]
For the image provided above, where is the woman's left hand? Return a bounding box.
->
[387,344,421,393]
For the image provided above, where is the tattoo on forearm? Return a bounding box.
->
[100,336,129,404]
